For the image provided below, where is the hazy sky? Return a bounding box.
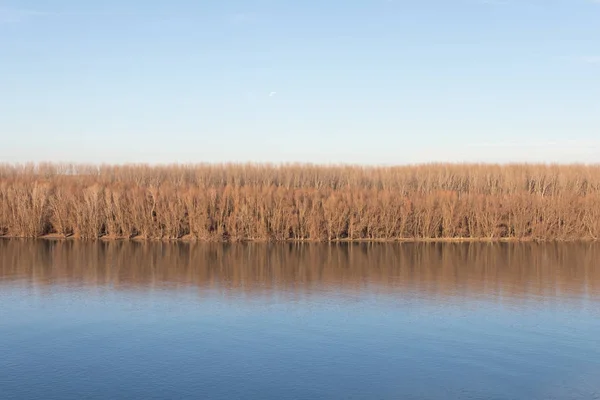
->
[1,0,599,164]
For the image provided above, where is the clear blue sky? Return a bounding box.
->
[1,0,599,164]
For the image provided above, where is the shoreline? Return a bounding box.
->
[1,235,596,243]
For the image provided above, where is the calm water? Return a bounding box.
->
[1,241,600,400]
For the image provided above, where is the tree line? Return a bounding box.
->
[1,163,600,241]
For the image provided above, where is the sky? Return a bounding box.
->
[0,0,599,165]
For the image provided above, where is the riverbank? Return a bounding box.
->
[0,234,596,243]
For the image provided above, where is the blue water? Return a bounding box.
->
[1,241,599,399]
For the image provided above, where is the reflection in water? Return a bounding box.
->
[1,240,600,400]
[1,240,600,301]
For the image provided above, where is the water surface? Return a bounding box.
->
[1,241,600,399]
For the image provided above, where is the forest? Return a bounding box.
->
[1,162,599,241]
